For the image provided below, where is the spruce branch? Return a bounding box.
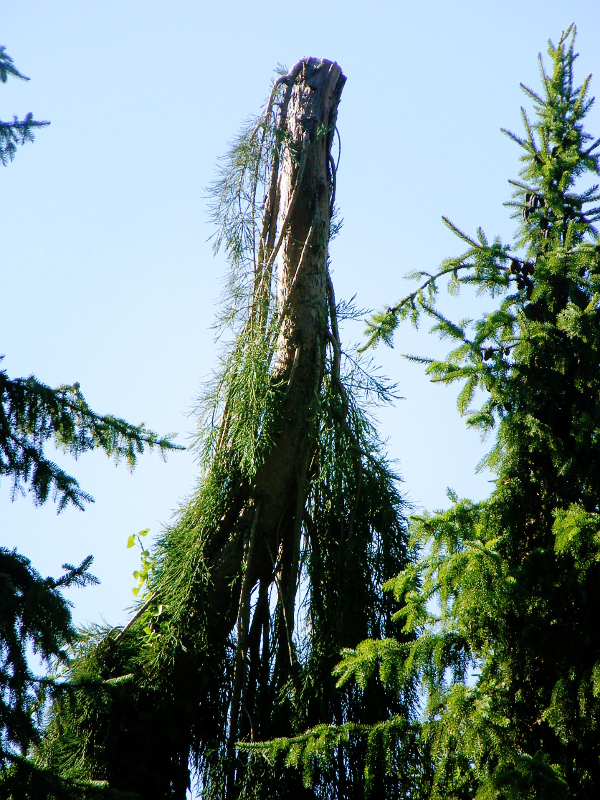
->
[0,367,183,510]
[0,45,30,82]
[51,555,99,590]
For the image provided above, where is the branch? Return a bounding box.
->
[0,369,183,510]
[112,593,157,644]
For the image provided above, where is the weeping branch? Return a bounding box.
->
[39,58,413,800]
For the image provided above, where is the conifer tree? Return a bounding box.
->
[274,24,600,799]
[0,47,181,798]
[0,551,111,798]
[37,58,417,799]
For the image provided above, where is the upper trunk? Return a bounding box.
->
[255,58,345,590]
[208,56,345,619]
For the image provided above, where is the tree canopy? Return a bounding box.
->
[30,57,417,800]
[282,23,600,799]
[0,47,181,798]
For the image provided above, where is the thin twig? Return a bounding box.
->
[113,593,156,644]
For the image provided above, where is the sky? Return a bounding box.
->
[2,1,600,631]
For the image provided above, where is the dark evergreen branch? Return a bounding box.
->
[51,555,100,590]
[0,367,183,510]
[0,45,49,165]
[0,548,96,774]
[0,45,30,83]
[0,114,49,165]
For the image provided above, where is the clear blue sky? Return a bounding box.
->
[3,1,600,629]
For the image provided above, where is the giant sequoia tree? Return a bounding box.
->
[277,25,600,799]
[37,59,416,799]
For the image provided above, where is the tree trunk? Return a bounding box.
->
[37,54,414,800]
[254,57,345,628]
[203,57,345,793]
[38,59,347,800]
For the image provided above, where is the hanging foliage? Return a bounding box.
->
[35,58,416,799]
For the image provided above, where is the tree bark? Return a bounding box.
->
[210,57,345,792]
[255,57,345,605]
[208,59,344,615]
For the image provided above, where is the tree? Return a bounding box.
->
[281,24,600,798]
[0,373,182,796]
[0,47,181,799]
[38,58,418,799]
[0,551,110,798]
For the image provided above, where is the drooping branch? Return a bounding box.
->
[38,57,409,799]
[207,57,346,795]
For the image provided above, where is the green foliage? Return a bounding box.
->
[32,621,175,799]
[243,714,426,798]
[36,63,414,798]
[196,318,277,479]
[0,45,185,797]
[336,25,600,798]
[0,47,182,800]
[38,337,413,798]
[0,365,182,511]
[127,529,154,599]
[0,45,49,165]
[17,29,600,800]
[0,549,104,796]
[196,85,291,480]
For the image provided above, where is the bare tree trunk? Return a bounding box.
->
[255,57,345,619]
